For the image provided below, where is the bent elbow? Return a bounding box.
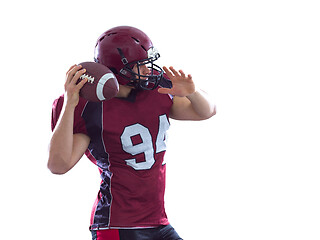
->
[209,105,217,118]
[47,156,70,175]
[48,167,68,175]
[202,105,217,120]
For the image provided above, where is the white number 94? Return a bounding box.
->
[120,114,170,170]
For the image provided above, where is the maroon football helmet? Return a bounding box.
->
[94,26,164,90]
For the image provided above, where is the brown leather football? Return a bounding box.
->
[78,62,119,102]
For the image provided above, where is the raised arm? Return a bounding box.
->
[48,65,90,174]
[158,66,216,121]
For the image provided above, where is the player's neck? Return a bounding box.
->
[116,85,134,98]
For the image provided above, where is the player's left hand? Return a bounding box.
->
[158,66,196,97]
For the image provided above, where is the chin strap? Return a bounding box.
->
[117,47,134,80]
[117,48,128,65]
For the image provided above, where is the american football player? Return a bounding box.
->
[48,26,216,240]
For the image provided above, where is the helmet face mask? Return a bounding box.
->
[119,50,164,90]
[94,26,165,90]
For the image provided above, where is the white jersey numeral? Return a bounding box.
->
[120,114,170,170]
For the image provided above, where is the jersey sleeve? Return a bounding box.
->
[51,95,88,135]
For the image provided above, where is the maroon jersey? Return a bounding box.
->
[51,89,173,229]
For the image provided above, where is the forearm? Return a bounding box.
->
[186,89,216,119]
[48,103,75,174]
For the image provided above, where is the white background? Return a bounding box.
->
[1,0,320,239]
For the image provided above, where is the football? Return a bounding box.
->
[78,61,119,102]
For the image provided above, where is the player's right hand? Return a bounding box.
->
[64,64,88,108]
